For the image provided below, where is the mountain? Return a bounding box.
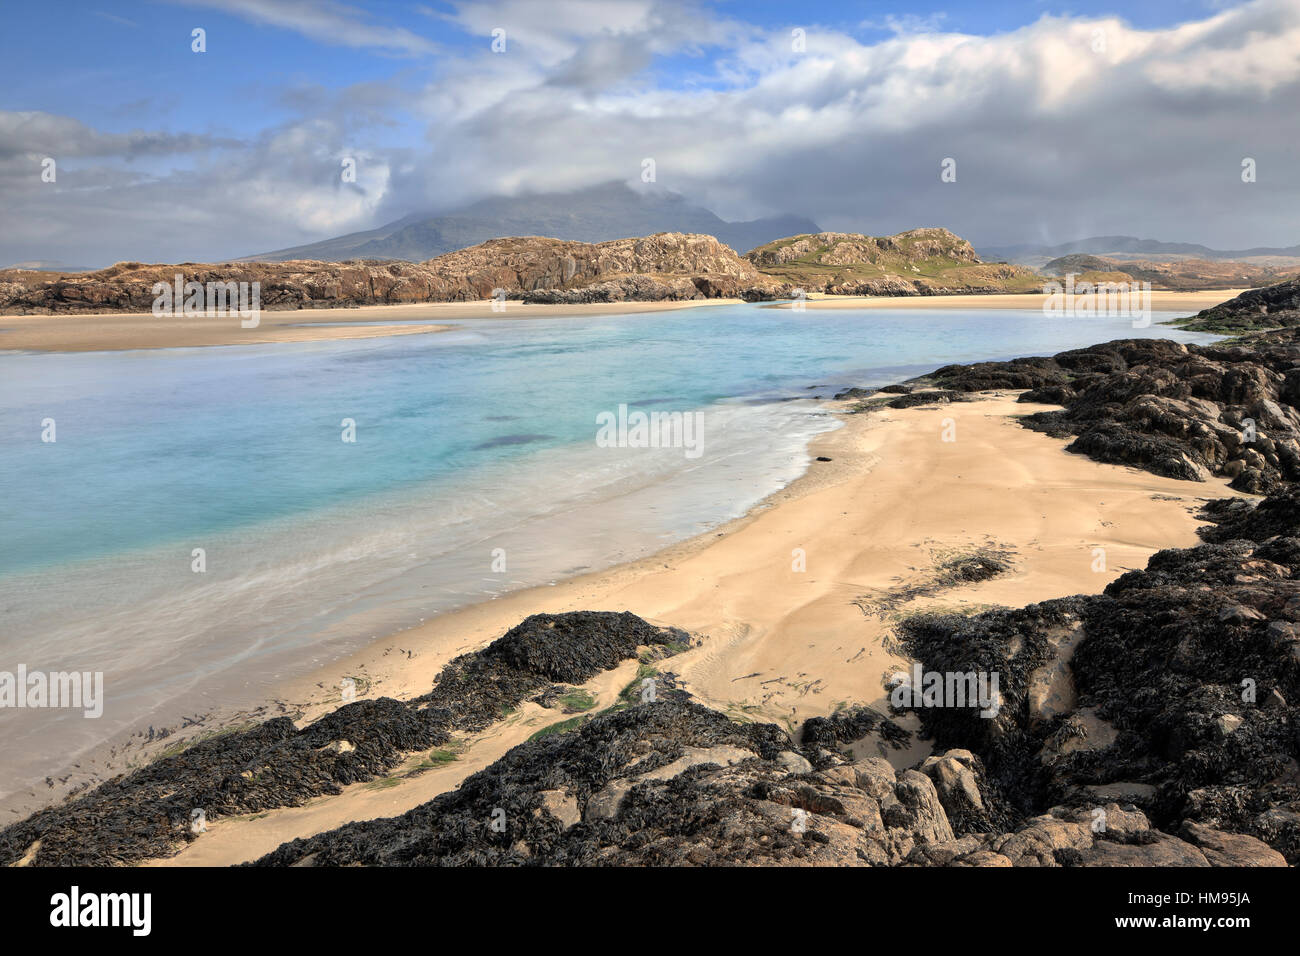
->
[748,228,1043,295]
[244,182,821,262]
[1041,253,1300,291]
[3,260,96,273]
[981,235,1300,268]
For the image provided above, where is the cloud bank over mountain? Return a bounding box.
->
[3,0,1299,266]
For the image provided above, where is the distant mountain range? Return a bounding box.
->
[2,260,98,273]
[980,235,1300,267]
[1039,253,1300,291]
[244,182,821,263]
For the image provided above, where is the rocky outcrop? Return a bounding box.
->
[248,688,1281,867]
[1,225,1055,313]
[253,697,964,867]
[1178,277,1300,332]
[746,227,1042,295]
[909,804,1285,867]
[0,233,776,314]
[894,331,1300,494]
[749,229,980,268]
[887,489,1300,864]
[426,232,761,297]
[0,258,495,313]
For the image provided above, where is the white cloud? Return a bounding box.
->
[5,0,1300,265]
[171,0,439,56]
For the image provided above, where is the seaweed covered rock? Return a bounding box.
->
[879,329,1300,493]
[252,696,978,867]
[1179,278,1300,333]
[0,611,686,866]
[801,705,910,757]
[890,489,1300,862]
[413,611,689,732]
[926,356,1068,393]
[884,389,972,409]
[249,692,1280,867]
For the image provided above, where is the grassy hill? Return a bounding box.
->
[747,228,1042,295]
[1044,253,1299,291]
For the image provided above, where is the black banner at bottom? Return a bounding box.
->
[0,865,1284,943]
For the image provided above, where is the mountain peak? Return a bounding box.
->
[244,182,820,263]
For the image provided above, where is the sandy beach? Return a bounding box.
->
[148,389,1244,866]
[771,290,1248,312]
[0,298,741,352]
[0,290,1238,353]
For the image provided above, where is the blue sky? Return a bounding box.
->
[2,1,1228,135]
[1,0,1295,264]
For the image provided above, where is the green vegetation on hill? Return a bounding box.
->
[746,228,1043,295]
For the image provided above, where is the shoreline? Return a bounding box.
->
[0,298,742,353]
[0,290,1241,353]
[132,388,1242,865]
[270,388,1242,728]
[766,289,1248,312]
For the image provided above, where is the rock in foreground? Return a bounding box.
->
[251,693,1283,867]
[0,611,687,866]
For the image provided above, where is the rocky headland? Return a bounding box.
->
[1174,276,1300,333]
[0,233,779,315]
[894,327,1300,494]
[0,226,1048,315]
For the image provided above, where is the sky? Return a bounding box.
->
[2,0,1298,266]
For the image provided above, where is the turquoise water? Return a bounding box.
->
[0,306,1216,573]
[0,304,1219,804]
